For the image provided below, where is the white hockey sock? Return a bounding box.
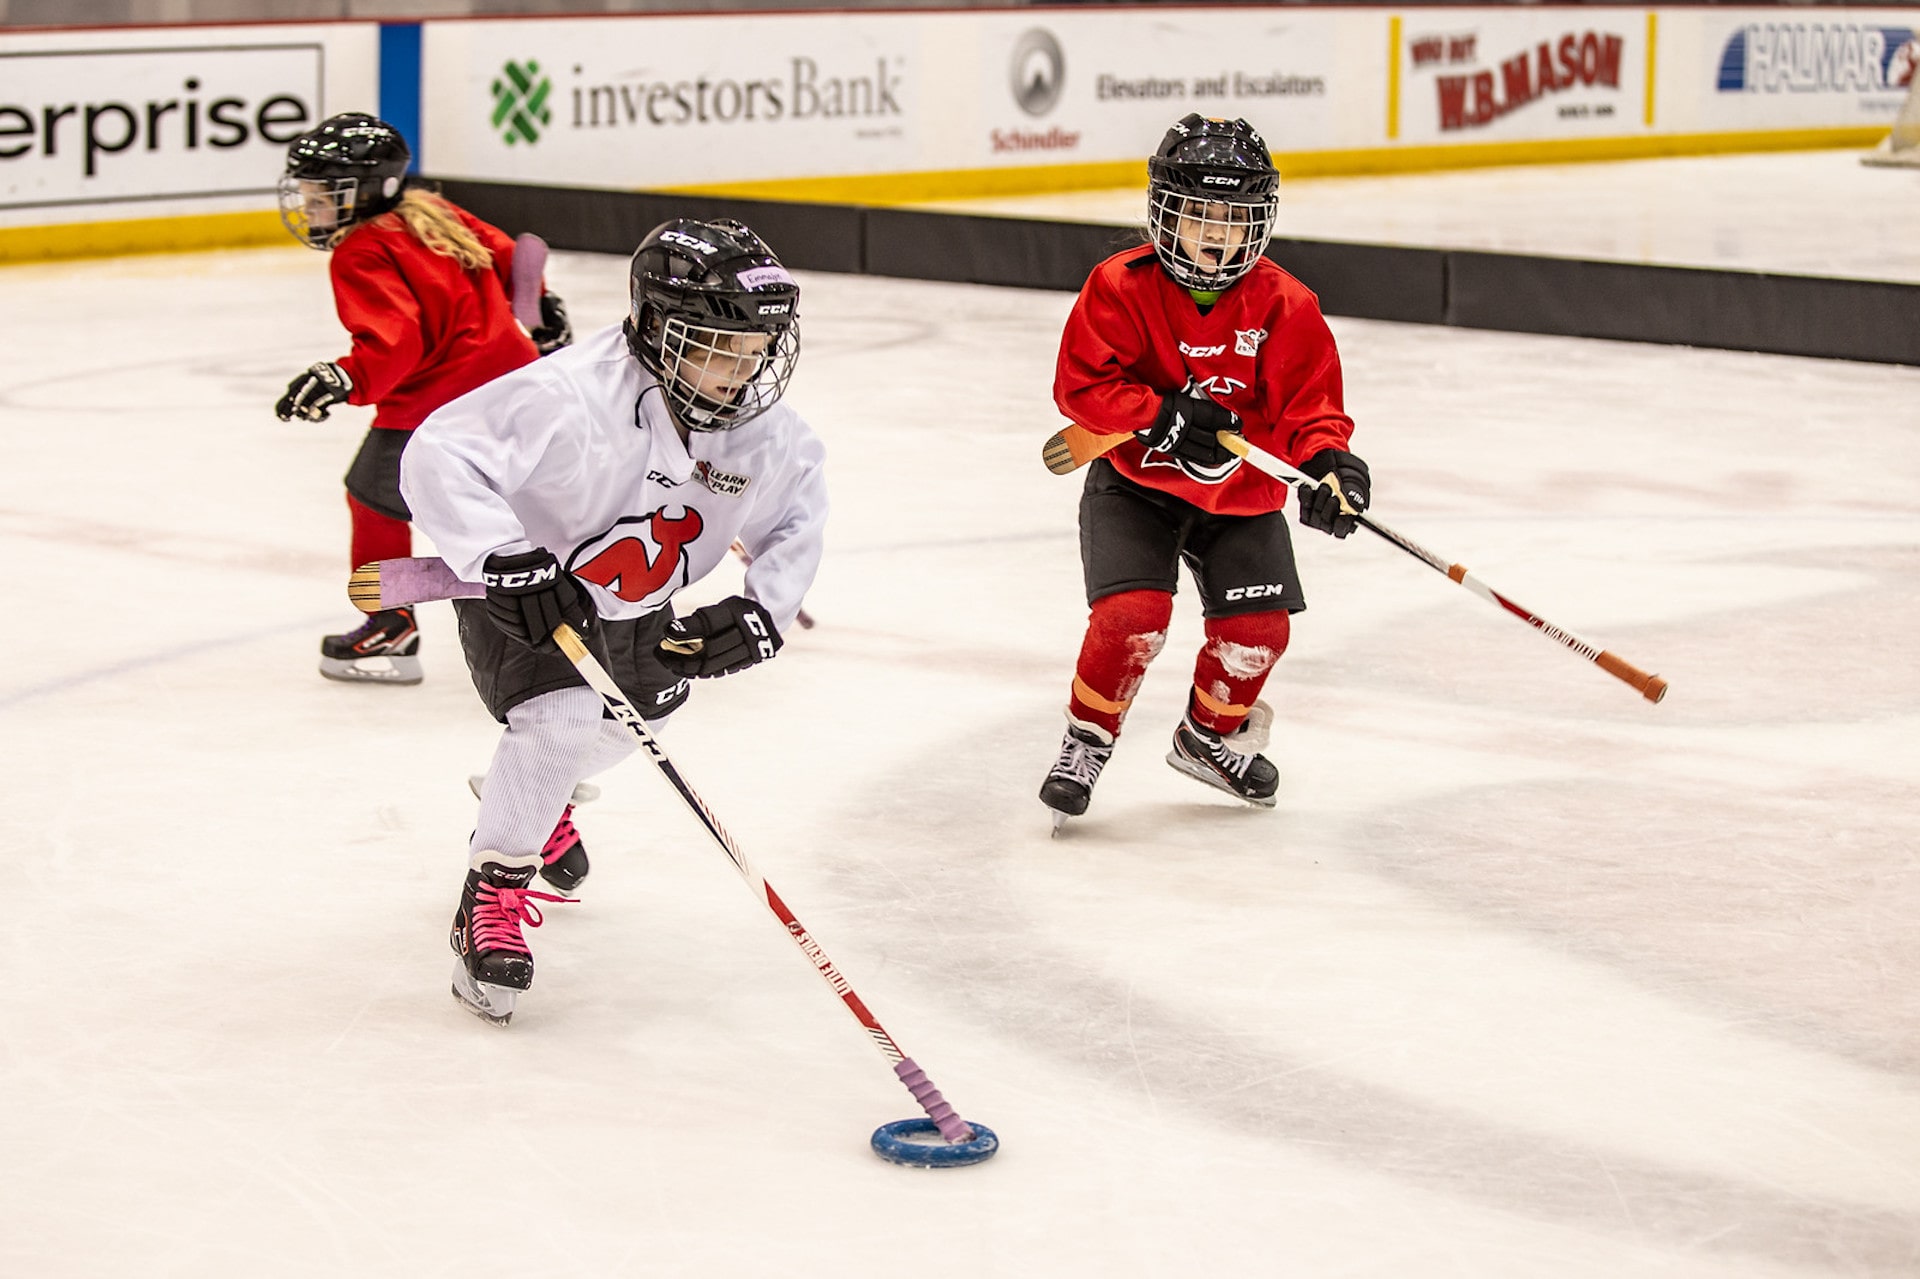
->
[472,688,610,859]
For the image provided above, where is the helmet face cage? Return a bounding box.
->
[1147,185,1277,290]
[626,218,801,432]
[652,315,800,432]
[277,174,359,249]
[1146,114,1279,290]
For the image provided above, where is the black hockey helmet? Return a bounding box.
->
[277,113,411,249]
[625,218,801,432]
[1146,114,1279,290]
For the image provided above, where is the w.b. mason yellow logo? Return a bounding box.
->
[492,59,552,144]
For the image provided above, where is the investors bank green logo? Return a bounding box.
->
[492,59,552,144]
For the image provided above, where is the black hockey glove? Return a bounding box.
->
[1296,448,1372,539]
[657,596,783,679]
[531,292,573,356]
[1136,386,1239,469]
[275,361,352,422]
[482,548,593,653]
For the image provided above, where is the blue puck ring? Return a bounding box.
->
[870,1118,1000,1168]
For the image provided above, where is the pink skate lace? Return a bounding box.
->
[542,804,580,867]
[472,880,573,955]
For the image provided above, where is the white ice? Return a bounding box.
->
[3,162,1919,1278]
[917,149,1920,283]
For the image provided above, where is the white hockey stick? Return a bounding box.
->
[547,622,995,1163]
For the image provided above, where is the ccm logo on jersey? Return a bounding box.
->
[1179,341,1227,358]
[481,563,558,589]
[1224,583,1289,601]
[660,229,719,255]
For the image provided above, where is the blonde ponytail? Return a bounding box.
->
[372,189,494,270]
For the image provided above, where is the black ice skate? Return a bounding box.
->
[448,849,573,1026]
[1039,716,1115,834]
[1166,711,1279,808]
[467,774,598,893]
[319,606,422,685]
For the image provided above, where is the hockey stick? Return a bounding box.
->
[348,557,480,611]
[547,621,994,1162]
[510,233,548,330]
[1040,423,1668,703]
[351,554,818,636]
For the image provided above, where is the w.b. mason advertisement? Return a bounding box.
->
[1395,10,1649,143]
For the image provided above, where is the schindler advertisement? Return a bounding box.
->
[0,42,327,212]
[421,15,921,188]
[1695,10,1918,130]
[967,11,1348,167]
[1396,11,1647,143]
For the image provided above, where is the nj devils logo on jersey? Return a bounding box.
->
[568,505,705,608]
[1138,374,1246,485]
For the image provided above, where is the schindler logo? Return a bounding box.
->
[1010,28,1064,116]
[492,58,552,144]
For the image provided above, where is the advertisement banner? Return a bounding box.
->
[419,10,1352,190]
[964,11,1350,170]
[1395,10,1648,144]
[421,15,922,188]
[1693,9,1918,130]
[0,28,376,217]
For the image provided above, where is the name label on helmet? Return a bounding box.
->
[660,229,720,256]
[739,266,796,291]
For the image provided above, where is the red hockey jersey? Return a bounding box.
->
[330,205,537,431]
[1054,246,1355,517]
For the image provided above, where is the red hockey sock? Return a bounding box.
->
[348,493,411,572]
[1188,610,1290,735]
[1066,589,1173,738]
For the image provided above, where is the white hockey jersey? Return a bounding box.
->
[401,324,827,635]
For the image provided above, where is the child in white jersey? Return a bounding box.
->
[401,218,827,1025]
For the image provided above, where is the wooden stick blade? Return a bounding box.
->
[1042,423,1129,475]
[349,557,483,611]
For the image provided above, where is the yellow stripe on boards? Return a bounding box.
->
[1645,13,1660,129]
[1387,15,1404,142]
[0,210,286,264]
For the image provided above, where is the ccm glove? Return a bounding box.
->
[657,596,783,679]
[275,362,352,422]
[531,292,573,356]
[1136,386,1240,469]
[1296,448,1372,539]
[482,548,593,652]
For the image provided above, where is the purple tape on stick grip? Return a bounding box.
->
[511,233,547,330]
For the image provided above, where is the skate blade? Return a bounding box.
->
[450,960,518,1026]
[1164,750,1278,808]
[319,654,424,685]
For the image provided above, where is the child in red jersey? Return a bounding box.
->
[1039,113,1374,828]
[274,112,571,686]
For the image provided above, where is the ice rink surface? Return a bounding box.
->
[4,153,1919,1277]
